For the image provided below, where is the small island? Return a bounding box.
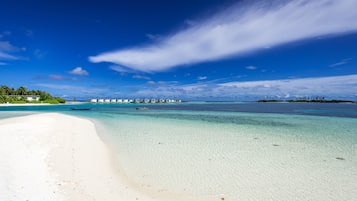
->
[257,97,356,104]
[0,85,66,104]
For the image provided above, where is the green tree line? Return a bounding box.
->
[0,85,65,104]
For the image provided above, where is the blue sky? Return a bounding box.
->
[0,0,357,100]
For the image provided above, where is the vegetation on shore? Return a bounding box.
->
[257,97,356,103]
[0,85,66,104]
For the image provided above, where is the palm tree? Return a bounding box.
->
[0,86,9,95]
[16,86,28,96]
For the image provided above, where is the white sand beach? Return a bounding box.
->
[0,113,159,201]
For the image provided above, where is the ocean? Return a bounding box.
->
[1,102,356,201]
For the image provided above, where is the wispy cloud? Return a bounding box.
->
[0,52,17,61]
[147,80,178,85]
[109,65,136,74]
[198,76,207,80]
[246,65,257,70]
[0,40,26,65]
[48,74,66,80]
[219,74,357,97]
[184,19,196,26]
[0,41,25,62]
[0,41,21,52]
[132,74,357,100]
[89,0,357,72]
[132,74,151,80]
[69,67,89,76]
[329,58,352,67]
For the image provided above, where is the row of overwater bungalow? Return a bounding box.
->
[90,98,181,104]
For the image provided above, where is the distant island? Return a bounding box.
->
[257,97,356,104]
[0,85,65,104]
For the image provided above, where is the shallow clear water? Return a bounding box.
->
[92,110,357,201]
[1,102,357,200]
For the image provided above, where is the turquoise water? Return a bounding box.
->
[1,103,356,200]
[91,110,357,201]
[0,111,37,119]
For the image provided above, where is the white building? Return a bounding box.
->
[111,99,117,103]
[117,99,123,103]
[90,99,97,103]
[98,99,104,103]
[26,96,40,102]
[104,99,110,103]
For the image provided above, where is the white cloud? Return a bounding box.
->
[89,0,357,72]
[246,65,257,70]
[133,74,357,100]
[69,67,89,76]
[198,76,207,80]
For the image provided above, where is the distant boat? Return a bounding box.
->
[70,108,91,111]
[136,107,149,110]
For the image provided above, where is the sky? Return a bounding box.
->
[0,0,357,101]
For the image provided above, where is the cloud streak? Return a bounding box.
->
[198,76,207,80]
[246,65,257,70]
[89,0,357,72]
[329,58,352,67]
[132,74,151,80]
[0,40,24,62]
[48,74,66,80]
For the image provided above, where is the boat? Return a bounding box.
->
[70,108,91,111]
[136,107,149,110]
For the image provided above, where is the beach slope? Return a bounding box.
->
[0,113,158,201]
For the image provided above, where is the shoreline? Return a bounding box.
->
[0,113,161,201]
[0,103,52,106]
[0,102,88,107]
